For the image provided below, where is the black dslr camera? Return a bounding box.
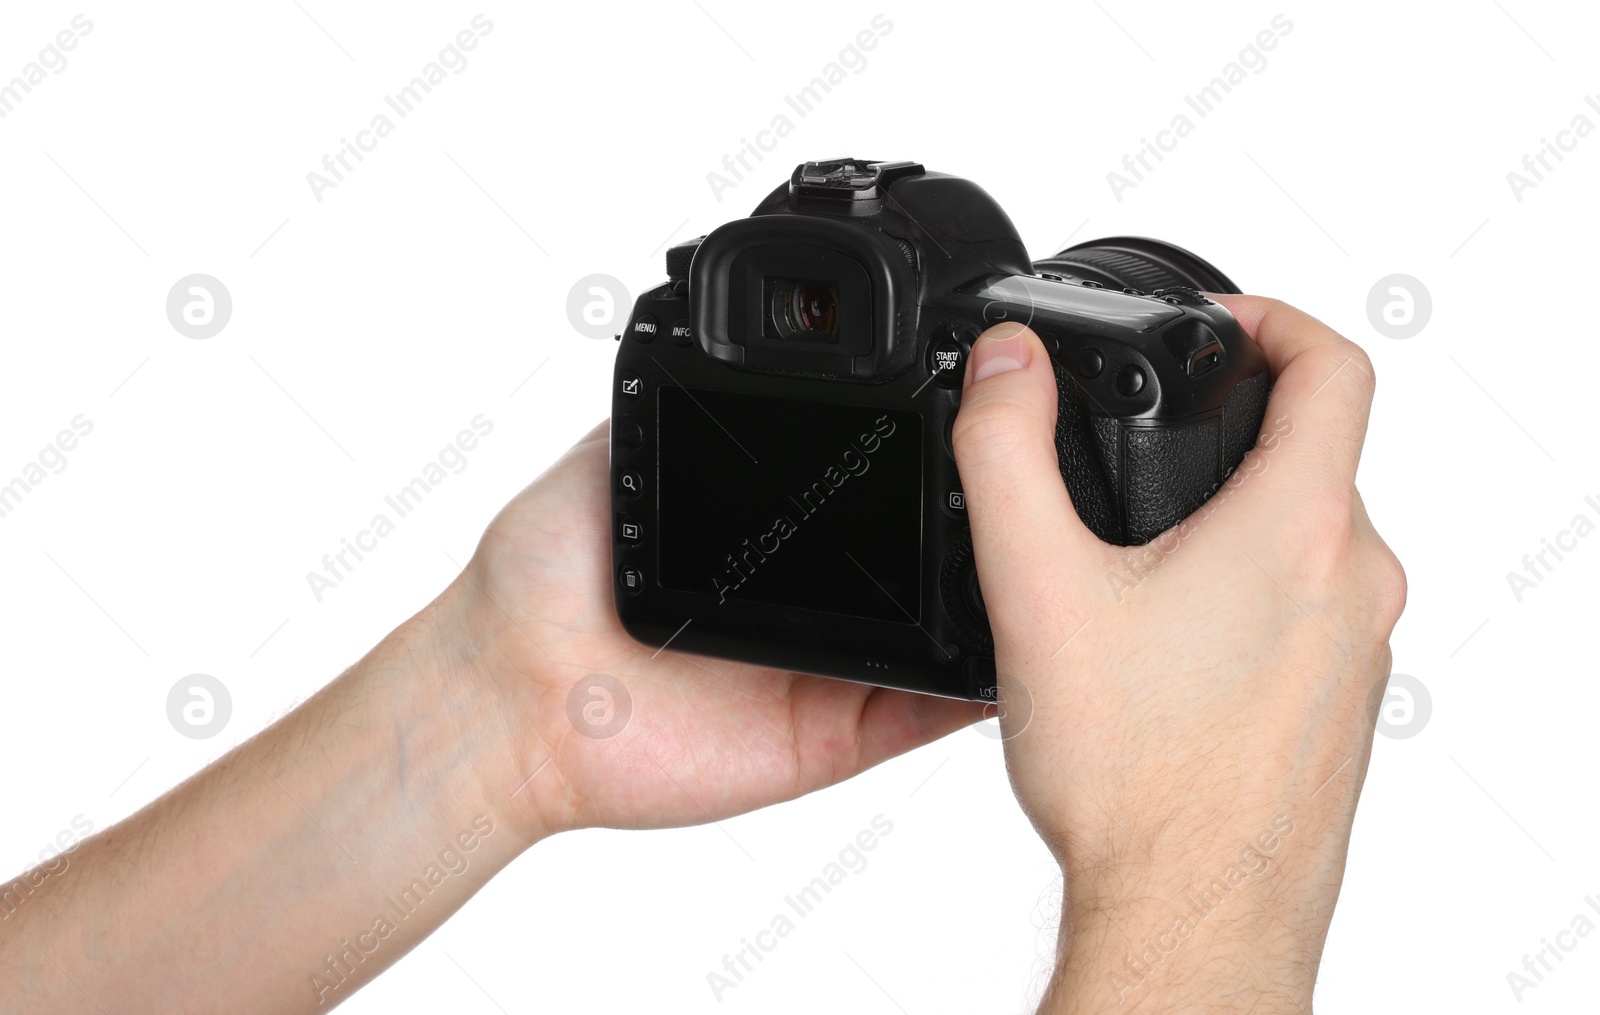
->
[610,159,1268,701]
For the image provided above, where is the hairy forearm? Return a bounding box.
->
[1040,905,1315,1015]
[1034,832,1330,1015]
[0,581,538,1013]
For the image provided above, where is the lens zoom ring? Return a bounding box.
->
[1061,248,1187,293]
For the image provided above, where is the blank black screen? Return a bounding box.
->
[658,388,922,622]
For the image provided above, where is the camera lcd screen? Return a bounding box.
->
[658,387,923,622]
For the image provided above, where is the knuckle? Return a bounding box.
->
[1293,341,1374,403]
[952,395,1040,463]
[1367,544,1409,628]
[1252,296,1296,334]
[1341,341,1378,398]
[1289,510,1407,633]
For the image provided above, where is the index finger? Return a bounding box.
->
[1210,293,1378,486]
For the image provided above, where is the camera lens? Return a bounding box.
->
[771,278,839,338]
[1034,237,1240,295]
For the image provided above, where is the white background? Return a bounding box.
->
[1,2,1596,1011]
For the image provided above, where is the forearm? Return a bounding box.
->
[1036,818,1334,1014]
[1041,900,1316,1014]
[0,580,539,1013]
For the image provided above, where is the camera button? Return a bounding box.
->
[964,567,987,618]
[670,318,694,347]
[619,563,646,596]
[1116,364,1146,396]
[944,486,967,516]
[928,338,965,387]
[629,315,659,343]
[964,657,998,700]
[618,470,644,500]
[619,371,645,399]
[617,417,644,450]
[619,517,644,545]
[1077,349,1104,379]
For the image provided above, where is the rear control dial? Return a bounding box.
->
[940,536,992,652]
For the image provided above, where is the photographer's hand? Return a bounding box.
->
[951,306,1405,1013]
[452,420,983,839]
[0,422,980,1014]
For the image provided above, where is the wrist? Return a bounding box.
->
[1042,840,1321,1013]
[391,573,565,851]
[1045,897,1316,1014]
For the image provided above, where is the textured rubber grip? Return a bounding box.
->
[1052,362,1271,545]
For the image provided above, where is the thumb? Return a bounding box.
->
[951,323,1104,638]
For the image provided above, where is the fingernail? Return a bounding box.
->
[969,322,1032,383]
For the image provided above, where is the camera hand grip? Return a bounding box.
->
[1054,361,1271,545]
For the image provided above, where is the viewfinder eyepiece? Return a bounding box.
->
[770,278,840,339]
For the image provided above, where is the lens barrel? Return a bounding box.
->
[1033,237,1240,295]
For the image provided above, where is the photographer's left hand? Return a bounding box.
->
[449,419,985,842]
[0,420,980,1014]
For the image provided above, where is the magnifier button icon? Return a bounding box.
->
[619,471,643,499]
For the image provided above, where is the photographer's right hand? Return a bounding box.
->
[950,306,1406,1013]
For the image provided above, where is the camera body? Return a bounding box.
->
[610,159,1269,701]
